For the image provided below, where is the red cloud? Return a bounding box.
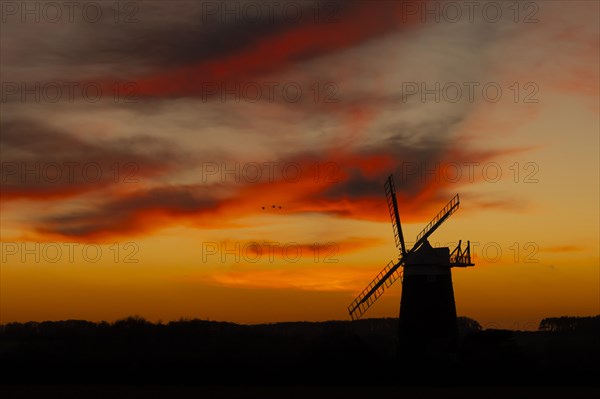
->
[103,1,429,99]
[30,143,529,242]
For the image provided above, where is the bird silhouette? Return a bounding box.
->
[262,205,283,210]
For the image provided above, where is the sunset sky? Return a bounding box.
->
[1,0,598,329]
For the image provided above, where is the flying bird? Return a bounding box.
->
[262,205,283,210]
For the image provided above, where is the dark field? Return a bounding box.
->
[2,385,599,399]
[1,316,599,398]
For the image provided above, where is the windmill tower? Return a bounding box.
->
[348,174,474,354]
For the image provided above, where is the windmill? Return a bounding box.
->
[348,174,474,351]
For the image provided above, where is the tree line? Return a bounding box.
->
[538,315,600,332]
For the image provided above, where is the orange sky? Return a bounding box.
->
[1,0,598,329]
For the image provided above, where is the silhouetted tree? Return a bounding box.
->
[457,316,482,336]
[539,315,600,332]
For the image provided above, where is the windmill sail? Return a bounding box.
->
[412,194,460,252]
[385,175,406,256]
[348,259,403,320]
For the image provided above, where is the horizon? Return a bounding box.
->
[4,314,599,332]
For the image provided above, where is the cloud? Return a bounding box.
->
[543,245,584,253]
[34,185,219,240]
[464,194,532,214]
[2,1,359,69]
[231,236,385,259]
[0,119,183,200]
[95,0,430,99]
[205,265,378,292]
[1,0,542,242]
[28,139,526,241]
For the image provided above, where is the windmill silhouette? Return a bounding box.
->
[348,174,474,352]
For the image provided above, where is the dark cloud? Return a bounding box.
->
[3,1,353,70]
[91,0,427,99]
[0,119,184,200]
[319,116,466,201]
[36,185,217,238]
